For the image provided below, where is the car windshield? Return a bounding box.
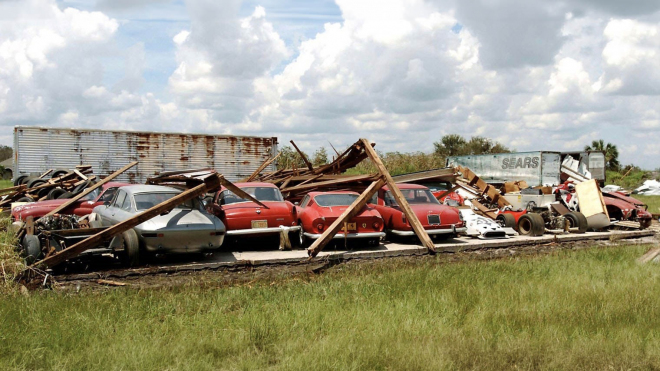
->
[385,189,440,205]
[133,192,194,211]
[314,194,358,207]
[81,188,101,201]
[220,187,283,204]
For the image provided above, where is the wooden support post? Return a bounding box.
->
[360,138,436,252]
[307,177,386,257]
[435,184,460,201]
[290,140,314,171]
[43,162,138,218]
[242,152,282,182]
[34,174,221,268]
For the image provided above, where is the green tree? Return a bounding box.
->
[584,139,620,171]
[433,134,467,157]
[312,147,329,166]
[0,145,11,162]
[276,145,309,170]
[433,134,511,160]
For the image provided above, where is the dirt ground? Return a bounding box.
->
[36,234,656,293]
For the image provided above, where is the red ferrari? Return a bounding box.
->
[296,191,385,246]
[369,183,466,241]
[11,182,131,221]
[206,182,300,244]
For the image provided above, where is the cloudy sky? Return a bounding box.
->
[1,0,659,168]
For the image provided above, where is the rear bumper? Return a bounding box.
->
[304,231,386,240]
[226,225,301,236]
[390,226,467,236]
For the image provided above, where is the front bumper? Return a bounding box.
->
[304,231,386,240]
[226,225,301,236]
[389,226,467,236]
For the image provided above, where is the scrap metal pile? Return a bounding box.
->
[0,166,97,211]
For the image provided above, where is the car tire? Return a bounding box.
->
[518,213,545,236]
[122,229,140,267]
[50,169,69,179]
[57,191,74,199]
[16,196,34,203]
[640,218,652,230]
[72,179,92,196]
[26,178,47,189]
[47,188,67,200]
[496,213,517,229]
[22,235,41,264]
[13,175,28,186]
[564,212,588,233]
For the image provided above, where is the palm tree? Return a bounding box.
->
[584,139,620,171]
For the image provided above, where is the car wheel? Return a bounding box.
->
[564,212,588,233]
[16,196,34,203]
[22,235,41,264]
[496,213,517,229]
[122,229,140,267]
[72,179,92,196]
[518,214,545,236]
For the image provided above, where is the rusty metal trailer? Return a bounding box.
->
[12,126,278,183]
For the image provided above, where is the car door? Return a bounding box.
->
[101,190,127,226]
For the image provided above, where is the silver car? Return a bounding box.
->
[92,185,226,265]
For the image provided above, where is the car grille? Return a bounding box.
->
[427,214,440,225]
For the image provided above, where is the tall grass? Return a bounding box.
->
[2,245,660,370]
[0,218,22,294]
[346,151,445,176]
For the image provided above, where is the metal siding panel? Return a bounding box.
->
[13,126,277,183]
[447,152,561,186]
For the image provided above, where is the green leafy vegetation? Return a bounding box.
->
[606,168,651,190]
[0,218,22,294]
[2,245,660,370]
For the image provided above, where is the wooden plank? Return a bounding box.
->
[34,175,220,268]
[307,178,386,257]
[217,177,270,209]
[0,185,26,195]
[281,174,375,193]
[290,140,314,171]
[434,184,460,201]
[74,169,88,180]
[39,169,53,179]
[43,162,138,218]
[470,199,498,219]
[243,152,282,182]
[360,138,436,252]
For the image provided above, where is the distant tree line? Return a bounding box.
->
[0,145,11,162]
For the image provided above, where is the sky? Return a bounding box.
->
[1,0,660,168]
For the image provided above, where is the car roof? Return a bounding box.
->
[307,191,359,198]
[119,185,181,195]
[382,183,428,191]
[103,181,132,189]
[232,182,278,188]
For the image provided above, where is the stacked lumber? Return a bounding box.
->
[0,166,97,210]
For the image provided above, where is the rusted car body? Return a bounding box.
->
[11,182,131,221]
[602,191,653,228]
[206,182,300,242]
[297,191,385,245]
[369,183,466,240]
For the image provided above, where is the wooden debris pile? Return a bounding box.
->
[0,166,97,211]
[247,140,380,202]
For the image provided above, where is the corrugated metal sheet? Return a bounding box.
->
[446,152,562,186]
[14,126,278,183]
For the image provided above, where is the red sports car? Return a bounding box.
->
[296,191,385,246]
[11,182,131,221]
[602,191,653,229]
[206,182,300,244]
[369,183,466,241]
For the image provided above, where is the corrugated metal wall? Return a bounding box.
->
[14,127,278,183]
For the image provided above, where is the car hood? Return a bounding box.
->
[603,191,645,207]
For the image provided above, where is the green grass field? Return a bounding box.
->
[2,244,660,370]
